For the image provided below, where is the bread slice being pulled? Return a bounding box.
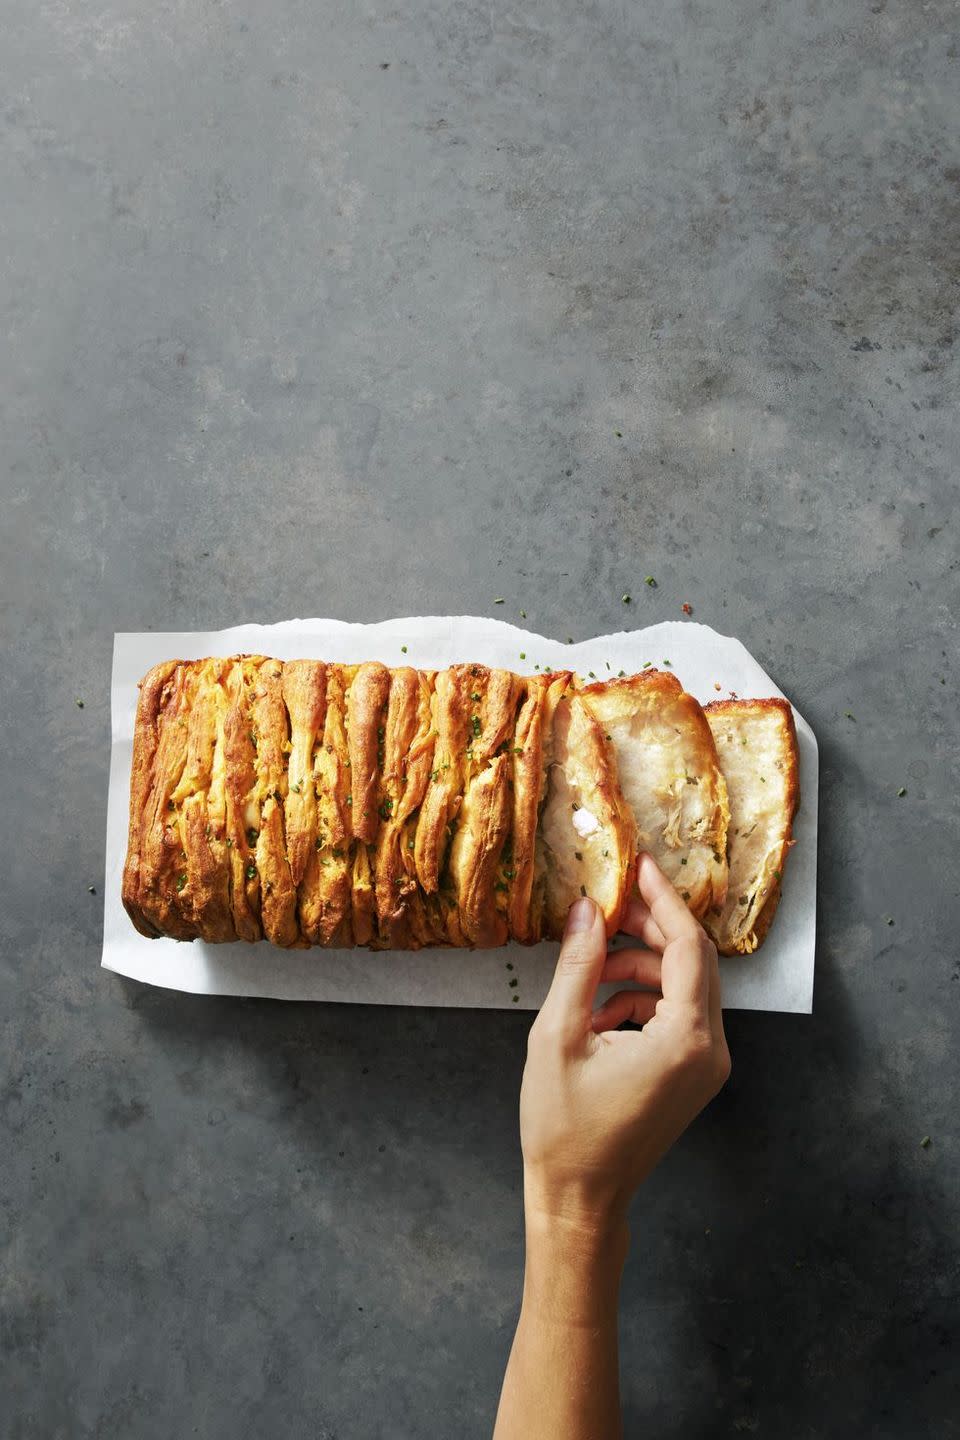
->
[578,671,729,919]
[702,698,800,955]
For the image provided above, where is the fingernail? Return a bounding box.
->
[565,896,596,935]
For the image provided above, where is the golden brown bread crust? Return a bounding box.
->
[123,657,798,956]
[122,656,635,950]
[702,697,800,956]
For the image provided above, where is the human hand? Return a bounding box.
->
[520,852,731,1239]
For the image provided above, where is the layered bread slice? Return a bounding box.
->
[703,698,800,955]
[536,690,637,940]
[577,671,729,918]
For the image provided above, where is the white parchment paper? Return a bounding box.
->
[102,618,817,1013]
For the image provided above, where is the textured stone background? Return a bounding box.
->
[2,1,958,1436]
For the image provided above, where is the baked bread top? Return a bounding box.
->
[123,655,799,957]
[122,656,637,949]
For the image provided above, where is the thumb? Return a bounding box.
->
[540,896,607,1039]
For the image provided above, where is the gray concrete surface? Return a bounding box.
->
[2,1,958,1436]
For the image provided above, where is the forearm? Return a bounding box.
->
[494,1206,629,1440]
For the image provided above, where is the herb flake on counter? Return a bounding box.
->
[645,576,657,587]
[897,787,907,797]
[622,593,631,604]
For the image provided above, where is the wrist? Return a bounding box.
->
[522,1177,629,1327]
[523,1166,629,1246]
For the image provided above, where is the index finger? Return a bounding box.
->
[636,852,702,943]
[637,852,711,1010]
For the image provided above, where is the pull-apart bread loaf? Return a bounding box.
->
[122,658,636,949]
[123,657,800,955]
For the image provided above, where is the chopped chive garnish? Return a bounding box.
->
[519,609,526,618]
[645,576,656,586]
[920,1135,931,1148]
[176,873,187,891]
[844,711,856,721]
[519,651,526,660]
[897,786,907,797]
[75,698,84,708]
[245,863,257,880]
[493,597,505,604]
[401,645,407,653]
[622,594,631,604]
